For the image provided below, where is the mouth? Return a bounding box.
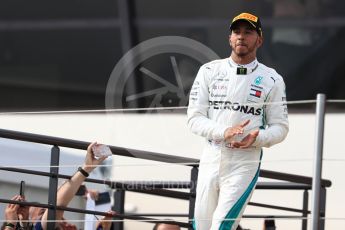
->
[236,43,247,48]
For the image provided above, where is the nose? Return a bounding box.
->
[237,32,245,40]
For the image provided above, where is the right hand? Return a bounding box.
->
[83,142,109,173]
[224,120,250,142]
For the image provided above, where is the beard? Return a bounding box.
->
[232,44,256,57]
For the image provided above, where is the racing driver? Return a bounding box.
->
[187,12,289,230]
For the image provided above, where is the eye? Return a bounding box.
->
[232,29,240,34]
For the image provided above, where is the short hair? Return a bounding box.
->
[153,223,162,230]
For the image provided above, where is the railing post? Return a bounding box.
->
[319,187,327,230]
[302,190,309,230]
[113,189,125,230]
[311,94,326,230]
[188,166,198,230]
[47,145,60,229]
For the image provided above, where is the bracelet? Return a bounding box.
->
[4,222,15,229]
[78,167,89,177]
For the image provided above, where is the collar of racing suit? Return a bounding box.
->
[228,57,259,75]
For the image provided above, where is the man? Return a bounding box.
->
[187,12,289,230]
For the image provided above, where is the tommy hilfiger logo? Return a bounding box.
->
[250,88,262,98]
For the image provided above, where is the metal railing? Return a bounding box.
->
[0,127,332,230]
[0,92,333,230]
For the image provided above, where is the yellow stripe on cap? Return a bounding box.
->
[232,13,258,23]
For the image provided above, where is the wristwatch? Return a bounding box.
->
[78,167,89,177]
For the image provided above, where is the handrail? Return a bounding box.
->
[0,198,190,228]
[0,128,332,187]
[0,128,198,165]
[260,170,331,187]
[0,128,333,230]
[0,167,316,194]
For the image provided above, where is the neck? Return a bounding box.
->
[230,52,256,65]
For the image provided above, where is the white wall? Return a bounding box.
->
[0,113,344,229]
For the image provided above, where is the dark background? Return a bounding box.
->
[0,0,344,112]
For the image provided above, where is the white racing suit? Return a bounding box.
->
[187,57,289,230]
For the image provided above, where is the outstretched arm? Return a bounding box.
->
[40,142,109,230]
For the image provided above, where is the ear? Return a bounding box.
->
[256,35,264,48]
[228,34,232,46]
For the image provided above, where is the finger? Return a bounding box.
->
[12,195,21,201]
[235,127,244,134]
[239,139,254,148]
[230,141,241,148]
[110,211,117,215]
[88,141,97,152]
[233,127,244,135]
[240,120,250,128]
[239,143,251,149]
[251,130,259,137]
[97,156,108,163]
[106,211,116,217]
[233,138,251,148]
[11,195,19,200]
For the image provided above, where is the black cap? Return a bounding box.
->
[230,12,263,36]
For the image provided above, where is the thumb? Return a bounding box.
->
[251,130,259,137]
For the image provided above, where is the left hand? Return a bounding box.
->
[230,130,259,149]
[5,195,21,225]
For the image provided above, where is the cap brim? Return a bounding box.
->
[230,19,257,30]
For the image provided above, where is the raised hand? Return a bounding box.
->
[230,130,259,149]
[83,142,109,173]
[224,120,250,142]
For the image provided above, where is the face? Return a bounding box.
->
[229,21,263,58]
